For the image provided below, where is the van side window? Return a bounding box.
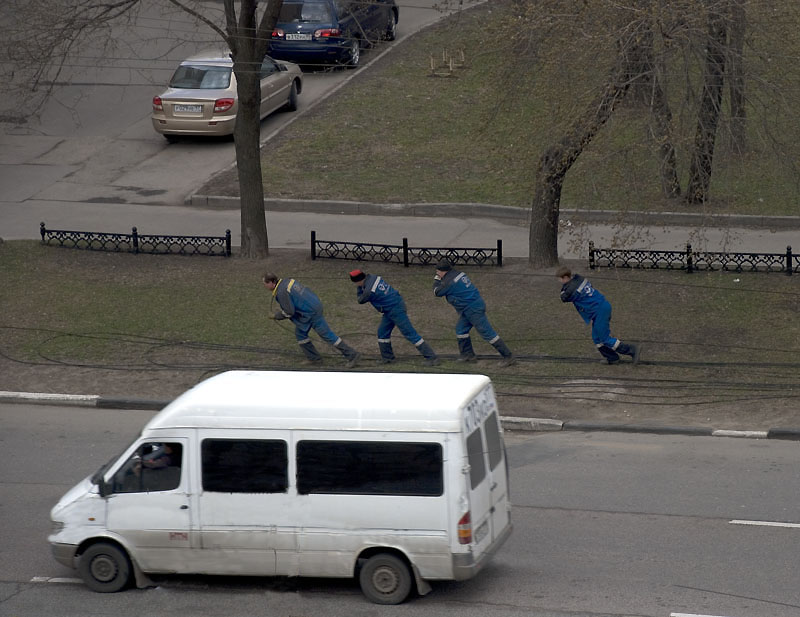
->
[112,442,183,493]
[466,429,486,489]
[202,439,288,493]
[297,441,443,496]
[484,412,504,471]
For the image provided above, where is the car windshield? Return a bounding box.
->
[278,1,333,23]
[169,64,232,89]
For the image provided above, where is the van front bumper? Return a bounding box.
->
[451,523,513,581]
[51,543,78,569]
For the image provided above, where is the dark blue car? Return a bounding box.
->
[269,0,398,68]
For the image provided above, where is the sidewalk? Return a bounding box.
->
[3,198,799,261]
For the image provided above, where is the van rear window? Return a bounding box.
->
[484,412,504,471]
[202,439,288,493]
[466,428,486,489]
[297,441,443,496]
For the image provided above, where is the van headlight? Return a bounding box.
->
[51,520,65,534]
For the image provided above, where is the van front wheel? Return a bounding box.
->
[358,553,412,605]
[78,542,132,592]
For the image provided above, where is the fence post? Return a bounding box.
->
[588,241,595,269]
[40,222,46,243]
[225,230,231,257]
[310,231,316,260]
[686,243,693,274]
[497,239,503,267]
[132,227,139,254]
[787,245,793,276]
[403,238,409,267]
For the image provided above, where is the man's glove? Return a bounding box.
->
[273,310,287,321]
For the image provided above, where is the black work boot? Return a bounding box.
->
[416,340,439,366]
[598,345,621,365]
[378,341,396,364]
[457,337,477,362]
[299,341,322,364]
[491,338,515,367]
[335,340,361,368]
[617,342,642,365]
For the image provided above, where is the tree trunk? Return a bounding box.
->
[728,0,747,153]
[234,58,269,258]
[528,30,639,267]
[634,14,680,199]
[225,0,286,258]
[528,146,564,268]
[686,7,728,204]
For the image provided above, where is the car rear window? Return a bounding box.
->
[278,0,334,23]
[170,65,232,89]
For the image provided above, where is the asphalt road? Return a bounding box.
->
[2,402,799,617]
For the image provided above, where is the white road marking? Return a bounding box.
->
[711,429,767,438]
[729,519,800,529]
[671,613,733,617]
[30,576,83,584]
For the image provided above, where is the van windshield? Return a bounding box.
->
[278,1,333,23]
[90,439,136,485]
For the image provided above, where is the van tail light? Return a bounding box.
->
[152,96,163,111]
[214,98,235,113]
[457,511,472,544]
[272,28,284,38]
[314,28,341,38]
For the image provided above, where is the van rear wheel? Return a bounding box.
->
[358,553,412,605]
[78,542,132,593]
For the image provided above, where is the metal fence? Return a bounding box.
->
[40,222,232,257]
[589,241,797,275]
[310,231,503,267]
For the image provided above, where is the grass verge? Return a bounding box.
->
[3,241,800,427]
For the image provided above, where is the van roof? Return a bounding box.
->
[145,370,494,433]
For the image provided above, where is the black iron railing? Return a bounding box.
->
[40,222,231,257]
[310,231,503,267]
[589,241,797,275]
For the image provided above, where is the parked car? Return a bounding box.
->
[151,51,302,142]
[269,0,398,68]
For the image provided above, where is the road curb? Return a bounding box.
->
[562,421,713,436]
[4,391,799,439]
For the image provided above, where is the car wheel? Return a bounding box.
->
[284,81,298,112]
[358,553,412,605]
[385,11,397,41]
[346,39,360,68]
[78,542,132,593]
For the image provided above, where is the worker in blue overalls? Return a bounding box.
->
[263,272,360,367]
[433,259,515,366]
[557,266,642,365]
[349,269,439,366]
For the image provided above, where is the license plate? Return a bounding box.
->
[285,33,312,41]
[173,104,202,113]
[474,520,489,545]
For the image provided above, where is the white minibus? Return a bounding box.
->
[49,370,512,604]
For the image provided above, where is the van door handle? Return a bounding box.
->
[180,505,189,510]
[490,482,498,491]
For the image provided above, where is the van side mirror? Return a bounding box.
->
[98,478,111,498]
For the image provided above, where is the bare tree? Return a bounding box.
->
[685,3,728,204]
[727,0,747,153]
[528,20,645,268]
[1,0,283,258]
